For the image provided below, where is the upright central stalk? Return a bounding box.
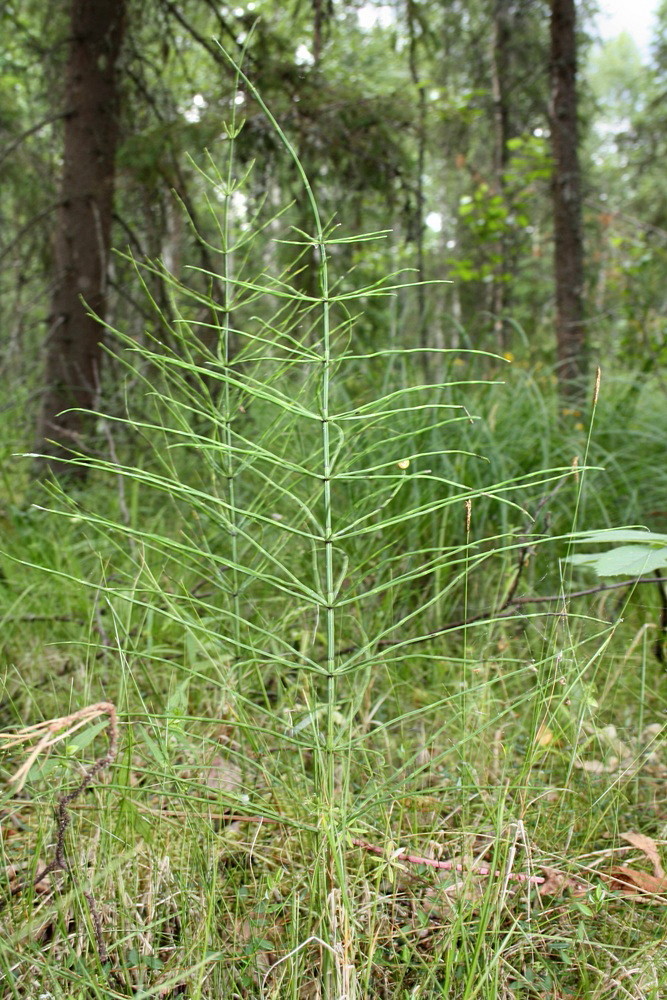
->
[318,238,338,816]
[316,204,345,1000]
[229,62,347,990]
[219,107,243,672]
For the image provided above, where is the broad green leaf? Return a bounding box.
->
[567,544,667,577]
[572,529,667,545]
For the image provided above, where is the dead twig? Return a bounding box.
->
[334,577,666,659]
[352,837,545,885]
[0,701,118,966]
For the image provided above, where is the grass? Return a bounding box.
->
[2,375,667,998]
[2,72,667,998]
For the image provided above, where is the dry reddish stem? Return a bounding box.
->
[352,838,546,884]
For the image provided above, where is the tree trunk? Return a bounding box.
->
[38,0,126,476]
[407,0,428,369]
[550,0,587,404]
[490,0,511,349]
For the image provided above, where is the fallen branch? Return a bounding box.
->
[0,702,118,964]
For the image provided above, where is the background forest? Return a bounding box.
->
[2,0,667,997]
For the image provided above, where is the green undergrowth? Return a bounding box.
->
[2,64,667,999]
[2,373,667,998]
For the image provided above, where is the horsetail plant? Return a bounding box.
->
[12,59,596,997]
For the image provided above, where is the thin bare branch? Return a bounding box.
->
[0,112,67,167]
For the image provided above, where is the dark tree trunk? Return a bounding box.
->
[38,0,126,476]
[407,0,427,367]
[549,0,587,403]
[490,0,511,349]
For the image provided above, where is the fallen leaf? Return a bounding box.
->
[607,865,667,899]
[201,756,244,793]
[538,868,569,895]
[5,861,52,895]
[538,867,588,897]
[599,724,632,759]
[620,832,665,878]
[576,758,610,774]
[534,724,554,747]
